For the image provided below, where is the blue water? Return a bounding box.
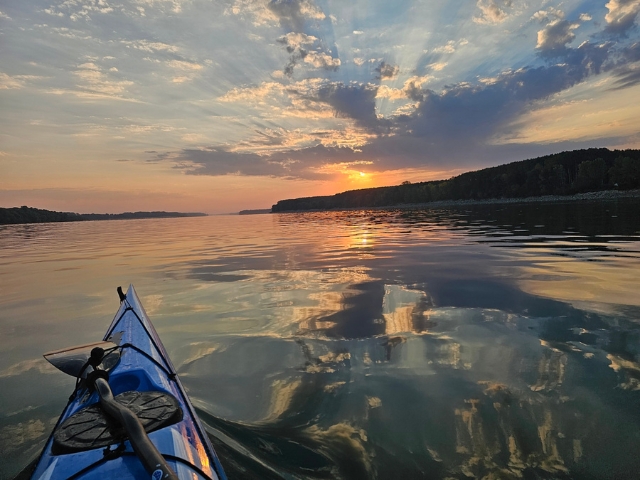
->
[1,200,640,479]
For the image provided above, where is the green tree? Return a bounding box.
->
[550,164,568,193]
[575,158,607,190]
[609,156,640,189]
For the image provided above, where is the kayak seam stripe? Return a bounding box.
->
[163,454,216,480]
[120,343,177,380]
[104,303,175,375]
[63,451,215,480]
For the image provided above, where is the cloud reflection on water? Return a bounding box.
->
[166,200,640,478]
[2,200,640,478]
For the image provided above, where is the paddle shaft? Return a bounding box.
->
[94,377,179,480]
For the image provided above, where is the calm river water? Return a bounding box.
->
[1,200,640,479]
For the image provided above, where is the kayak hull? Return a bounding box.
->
[30,285,226,480]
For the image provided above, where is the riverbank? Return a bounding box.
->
[395,188,640,209]
[272,189,640,213]
[0,206,207,225]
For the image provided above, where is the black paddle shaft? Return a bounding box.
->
[94,377,179,480]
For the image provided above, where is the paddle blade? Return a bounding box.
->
[44,341,120,378]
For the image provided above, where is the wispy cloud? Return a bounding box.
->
[219,81,286,102]
[473,0,513,24]
[531,7,565,23]
[72,61,134,97]
[166,59,204,82]
[0,73,41,89]
[121,39,181,53]
[43,0,116,21]
[227,0,325,29]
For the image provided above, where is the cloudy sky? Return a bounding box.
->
[1,0,640,213]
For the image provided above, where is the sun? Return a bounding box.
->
[347,170,369,181]
[341,169,375,189]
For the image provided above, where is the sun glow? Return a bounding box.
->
[347,170,369,181]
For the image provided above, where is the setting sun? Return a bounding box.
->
[345,170,374,185]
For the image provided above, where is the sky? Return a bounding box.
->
[1,0,640,214]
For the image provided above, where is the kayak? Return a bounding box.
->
[30,285,227,480]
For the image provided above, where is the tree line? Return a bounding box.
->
[271,148,640,212]
[0,206,207,225]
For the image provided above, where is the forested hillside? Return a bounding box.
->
[272,149,640,212]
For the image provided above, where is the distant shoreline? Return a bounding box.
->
[238,209,271,215]
[271,188,640,213]
[0,207,208,225]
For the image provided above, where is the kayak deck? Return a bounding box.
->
[31,285,226,480]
